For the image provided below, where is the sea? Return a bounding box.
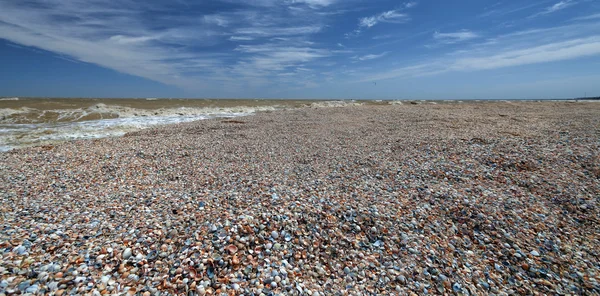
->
[0,97,372,152]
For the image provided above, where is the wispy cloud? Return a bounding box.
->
[229,36,255,41]
[530,0,578,18]
[404,2,418,9]
[354,52,389,61]
[203,15,231,27]
[235,26,322,37]
[357,21,600,82]
[433,30,479,44]
[572,13,600,21]
[372,34,394,40]
[346,2,416,38]
[478,1,550,18]
[233,42,331,76]
[451,37,600,71]
[289,0,338,8]
[0,0,341,92]
[359,10,410,28]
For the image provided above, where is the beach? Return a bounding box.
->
[1,101,599,295]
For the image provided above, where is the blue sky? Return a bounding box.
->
[0,0,599,99]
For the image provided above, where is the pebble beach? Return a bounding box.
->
[1,101,599,295]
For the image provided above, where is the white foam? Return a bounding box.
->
[0,97,19,101]
[310,100,364,108]
[0,107,37,119]
[0,104,281,124]
[0,108,262,151]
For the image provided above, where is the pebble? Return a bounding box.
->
[1,103,599,295]
[25,285,38,294]
[122,248,132,259]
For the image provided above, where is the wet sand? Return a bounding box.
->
[1,102,599,295]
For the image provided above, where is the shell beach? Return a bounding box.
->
[1,101,599,295]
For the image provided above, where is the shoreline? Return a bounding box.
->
[2,99,599,153]
[1,102,599,295]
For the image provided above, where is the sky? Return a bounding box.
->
[0,0,599,99]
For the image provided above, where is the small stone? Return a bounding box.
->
[14,246,27,255]
[101,275,110,284]
[530,250,540,257]
[271,231,279,239]
[17,280,31,291]
[47,281,58,290]
[123,248,132,259]
[25,284,39,293]
[344,267,351,274]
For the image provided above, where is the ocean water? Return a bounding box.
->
[0,98,371,151]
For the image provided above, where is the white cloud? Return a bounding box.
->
[109,35,157,44]
[531,0,578,18]
[233,43,330,73]
[0,0,337,92]
[404,2,418,8]
[433,30,479,44]
[355,52,389,61]
[203,15,231,27]
[359,10,409,28]
[235,26,322,37]
[545,0,576,13]
[347,3,416,38]
[572,13,600,21]
[357,22,600,82]
[451,37,600,71]
[229,36,255,41]
[289,0,337,7]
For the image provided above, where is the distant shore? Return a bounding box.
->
[1,102,599,295]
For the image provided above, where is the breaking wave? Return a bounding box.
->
[309,100,364,108]
[0,103,279,124]
[0,103,281,151]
